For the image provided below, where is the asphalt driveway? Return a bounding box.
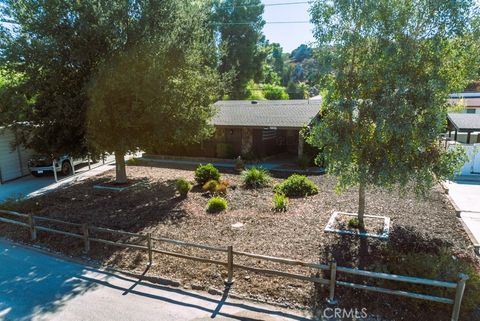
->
[0,240,311,321]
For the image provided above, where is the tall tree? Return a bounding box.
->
[213,0,266,99]
[87,3,222,183]
[0,0,180,156]
[0,0,118,156]
[308,0,477,226]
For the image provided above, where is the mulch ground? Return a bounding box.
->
[1,165,479,321]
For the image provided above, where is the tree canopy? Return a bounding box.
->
[213,0,266,99]
[87,2,222,183]
[308,0,479,225]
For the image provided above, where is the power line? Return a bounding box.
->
[211,20,310,24]
[219,1,312,9]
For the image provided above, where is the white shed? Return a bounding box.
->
[0,128,33,183]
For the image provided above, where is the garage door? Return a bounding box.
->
[0,130,24,182]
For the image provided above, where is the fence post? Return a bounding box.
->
[87,153,91,170]
[52,160,58,182]
[451,273,469,321]
[225,245,234,287]
[326,259,337,305]
[147,233,153,266]
[28,214,37,241]
[82,224,90,254]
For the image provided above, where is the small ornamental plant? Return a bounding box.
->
[241,167,271,189]
[206,196,228,213]
[202,179,229,194]
[272,193,288,212]
[175,178,192,197]
[274,174,318,197]
[195,164,220,185]
[348,217,364,229]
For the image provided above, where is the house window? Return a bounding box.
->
[466,109,476,114]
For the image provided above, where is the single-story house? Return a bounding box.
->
[153,99,321,160]
[448,92,480,114]
[0,128,33,184]
[211,99,320,159]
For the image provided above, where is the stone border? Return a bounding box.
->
[324,211,390,240]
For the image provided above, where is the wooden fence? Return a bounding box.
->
[0,209,469,321]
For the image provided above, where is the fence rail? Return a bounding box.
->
[0,209,469,321]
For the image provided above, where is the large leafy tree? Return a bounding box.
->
[0,0,182,156]
[87,3,222,184]
[213,0,266,99]
[0,0,122,156]
[308,0,478,226]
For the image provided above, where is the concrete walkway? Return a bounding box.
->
[0,240,311,321]
[445,180,480,254]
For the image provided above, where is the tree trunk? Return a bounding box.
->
[358,182,366,227]
[115,151,127,184]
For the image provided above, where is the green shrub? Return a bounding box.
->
[175,178,192,197]
[203,179,229,194]
[241,167,271,188]
[347,217,364,229]
[272,193,288,212]
[274,174,318,197]
[369,248,480,318]
[206,196,228,213]
[194,163,220,185]
[263,84,289,100]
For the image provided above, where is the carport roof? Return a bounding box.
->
[212,100,321,128]
[448,113,480,132]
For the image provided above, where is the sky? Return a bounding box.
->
[261,0,315,53]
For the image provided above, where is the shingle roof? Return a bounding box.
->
[212,100,321,128]
[448,113,480,131]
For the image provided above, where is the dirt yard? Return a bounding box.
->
[1,165,479,320]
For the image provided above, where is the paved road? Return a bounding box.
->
[0,240,311,321]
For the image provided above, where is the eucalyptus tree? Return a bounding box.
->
[308,0,478,226]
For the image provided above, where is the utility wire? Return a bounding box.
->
[211,21,310,24]
[219,1,312,9]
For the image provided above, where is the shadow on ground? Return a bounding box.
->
[0,240,311,321]
[310,226,480,321]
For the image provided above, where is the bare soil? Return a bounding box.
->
[332,213,386,236]
[0,165,479,321]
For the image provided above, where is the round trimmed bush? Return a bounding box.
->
[206,196,228,213]
[175,178,192,197]
[274,174,318,197]
[195,164,220,185]
[241,167,271,188]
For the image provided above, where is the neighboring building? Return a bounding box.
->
[448,92,480,114]
[0,128,33,183]
[445,113,480,176]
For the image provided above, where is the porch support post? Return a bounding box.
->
[241,128,253,157]
[298,133,304,158]
[467,131,471,144]
[454,130,457,142]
